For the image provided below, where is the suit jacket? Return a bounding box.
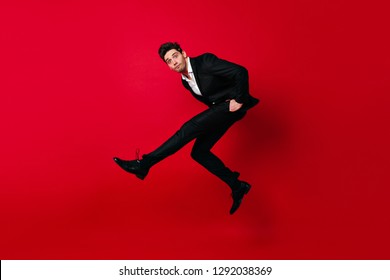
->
[181,53,259,111]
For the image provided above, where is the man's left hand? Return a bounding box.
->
[229,99,243,112]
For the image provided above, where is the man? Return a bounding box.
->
[114,42,259,215]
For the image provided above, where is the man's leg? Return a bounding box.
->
[113,103,251,214]
[114,103,233,177]
[190,110,251,214]
[142,102,238,167]
[190,114,243,189]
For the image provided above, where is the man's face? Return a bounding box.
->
[164,49,187,73]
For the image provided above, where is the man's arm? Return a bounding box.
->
[201,53,249,108]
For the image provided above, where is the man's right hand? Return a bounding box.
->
[229,99,243,112]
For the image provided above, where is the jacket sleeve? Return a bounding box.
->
[201,53,249,104]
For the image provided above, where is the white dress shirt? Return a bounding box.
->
[181,57,202,96]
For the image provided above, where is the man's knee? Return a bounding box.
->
[191,147,209,163]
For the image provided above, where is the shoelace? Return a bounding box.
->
[135,148,141,162]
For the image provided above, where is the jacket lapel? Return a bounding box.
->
[189,57,204,96]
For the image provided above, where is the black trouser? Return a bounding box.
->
[142,101,246,189]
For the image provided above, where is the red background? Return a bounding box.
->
[1,0,389,259]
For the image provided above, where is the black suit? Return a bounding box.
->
[142,53,259,188]
[181,53,259,109]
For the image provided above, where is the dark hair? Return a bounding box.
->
[158,42,182,61]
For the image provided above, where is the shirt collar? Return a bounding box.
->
[181,57,192,80]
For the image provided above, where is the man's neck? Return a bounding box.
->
[182,70,190,79]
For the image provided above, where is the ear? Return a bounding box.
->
[182,50,187,58]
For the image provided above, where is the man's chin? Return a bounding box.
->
[174,64,185,73]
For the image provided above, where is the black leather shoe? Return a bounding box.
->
[230,181,251,215]
[113,157,149,180]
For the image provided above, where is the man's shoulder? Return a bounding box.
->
[191,53,218,67]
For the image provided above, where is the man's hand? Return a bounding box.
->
[229,99,243,112]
